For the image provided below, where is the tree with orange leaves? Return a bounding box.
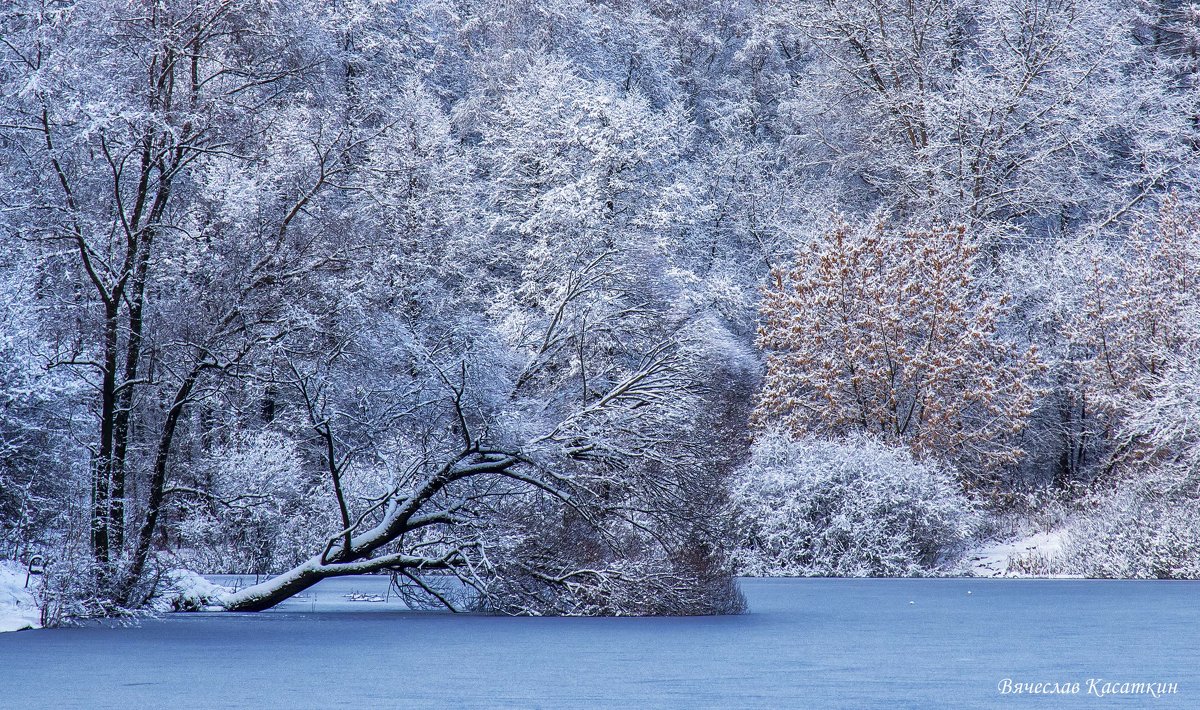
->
[754,215,1041,482]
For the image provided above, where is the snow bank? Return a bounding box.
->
[0,561,42,632]
[152,569,233,612]
[963,530,1071,577]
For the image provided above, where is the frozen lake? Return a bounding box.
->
[0,577,1196,708]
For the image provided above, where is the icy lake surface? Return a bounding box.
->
[0,577,1197,709]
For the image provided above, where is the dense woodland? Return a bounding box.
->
[2,0,1200,619]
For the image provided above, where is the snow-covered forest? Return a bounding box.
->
[3,0,1200,624]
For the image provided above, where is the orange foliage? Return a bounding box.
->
[754,215,1041,476]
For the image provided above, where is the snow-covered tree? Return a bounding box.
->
[0,255,84,559]
[212,47,748,615]
[0,0,417,602]
[771,0,1200,239]
[754,214,1040,480]
[1070,197,1200,423]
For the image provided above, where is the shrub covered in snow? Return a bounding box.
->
[32,537,124,626]
[731,432,978,576]
[1060,481,1200,579]
[1056,356,1200,579]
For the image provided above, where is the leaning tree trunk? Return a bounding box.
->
[220,558,334,612]
[218,450,520,611]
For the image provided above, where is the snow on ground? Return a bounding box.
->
[0,560,41,633]
[962,529,1071,577]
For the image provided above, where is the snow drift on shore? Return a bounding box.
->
[0,561,41,632]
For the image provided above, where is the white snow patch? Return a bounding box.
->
[0,561,42,632]
[152,569,233,612]
[963,530,1073,578]
[343,593,386,603]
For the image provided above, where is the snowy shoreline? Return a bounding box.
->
[7,541,1192,636]
[960,530,1073,578]
[0,561,41,632]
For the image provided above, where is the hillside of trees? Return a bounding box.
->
[3,0,1200,619]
